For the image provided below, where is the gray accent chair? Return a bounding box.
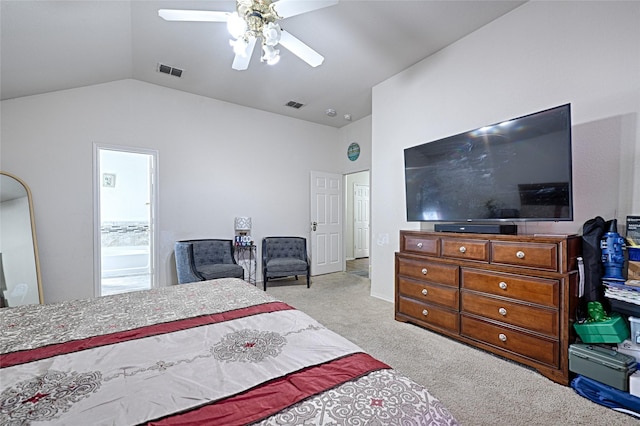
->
[175,239,244,284]
[262,237,310,291]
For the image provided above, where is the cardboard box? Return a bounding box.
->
[629,261,640,281]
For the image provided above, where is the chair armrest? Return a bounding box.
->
[175,243,205,284]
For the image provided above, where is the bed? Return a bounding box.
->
[0,278,458,425]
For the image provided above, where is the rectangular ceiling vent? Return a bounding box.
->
[285,100,304,109]
[157,63,183,78]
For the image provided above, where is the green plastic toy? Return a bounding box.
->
[586,301,610,322]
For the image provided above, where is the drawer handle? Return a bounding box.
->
[516,250,525,259]
[421,288,428,296]
[417,242,423,248]
[499,281,508,290]
[422,309,429,316]
[459,246,466,253]
[499,307,507,316]
[421,268,428,275]
[498,333,507,342]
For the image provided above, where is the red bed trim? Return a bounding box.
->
[147,352,390,426]
[0,301,294,368]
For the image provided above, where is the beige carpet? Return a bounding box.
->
[265,272,638,425]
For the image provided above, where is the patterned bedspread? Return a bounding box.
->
[0,278,458,425]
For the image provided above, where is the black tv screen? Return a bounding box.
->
[404,104,573,222]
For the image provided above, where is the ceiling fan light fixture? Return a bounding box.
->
[262,22,281,46]
[262,44,280,65]
[227,12,247,39]
[231,37,249,56]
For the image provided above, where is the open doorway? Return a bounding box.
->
[94,145,158,296]
[345,171,370,278]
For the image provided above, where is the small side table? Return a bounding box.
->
[234,245,256,285]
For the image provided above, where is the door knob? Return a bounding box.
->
[312,221,317,231]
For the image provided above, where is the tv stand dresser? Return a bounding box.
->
[395,230,582,385]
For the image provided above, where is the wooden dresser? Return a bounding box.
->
[395,230,582,385]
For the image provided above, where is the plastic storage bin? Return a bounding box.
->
[631,371,640,397]
[573,313,630,344]
[631,317,640,345]
[569,343,637,391]
[617,339,640,361]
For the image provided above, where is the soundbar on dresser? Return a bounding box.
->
[433,223,517,235]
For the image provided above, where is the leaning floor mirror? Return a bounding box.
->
[0,171,43,307]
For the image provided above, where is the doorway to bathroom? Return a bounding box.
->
[94,145,158,296]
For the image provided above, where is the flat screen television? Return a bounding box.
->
[404,104,573,224]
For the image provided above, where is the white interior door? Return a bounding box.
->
[310,171,342,275]
[354,183,370,258]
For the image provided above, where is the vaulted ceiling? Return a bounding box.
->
[1,1,525,127]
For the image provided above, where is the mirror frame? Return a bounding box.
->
[0,171,44,305]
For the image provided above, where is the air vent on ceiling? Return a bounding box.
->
[157,63,183,78]
[285,100,305,109]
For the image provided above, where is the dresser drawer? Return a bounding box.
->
[398,277,459,310]
[460,292,558,336]
[441,238,489,262]
[402,234,440,256]
[398,296,459,333]
[460,315,559,367]
[397,257,459,287]
[461,268,559,308]
[491,241,558,271]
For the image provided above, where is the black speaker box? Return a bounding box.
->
[434,223,517,235]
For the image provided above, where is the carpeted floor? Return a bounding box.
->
[266,272,638,425]
[346,257,369,278]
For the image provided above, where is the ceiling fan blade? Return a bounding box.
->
[158,9,229,22]
[278,30,324,67]
[273,0,338,19]
[232,37,257,70]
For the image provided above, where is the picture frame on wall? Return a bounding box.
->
[103,173,116,188]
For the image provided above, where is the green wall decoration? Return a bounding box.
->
[347,142,360,161]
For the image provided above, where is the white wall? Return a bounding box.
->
[338,115,372,261]
[371,1,640,301]
[337,115,372,174]
[1,79,341,303]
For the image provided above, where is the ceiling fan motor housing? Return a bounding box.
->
[238,0,278,35]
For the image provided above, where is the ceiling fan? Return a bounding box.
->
[158,0,338,71]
